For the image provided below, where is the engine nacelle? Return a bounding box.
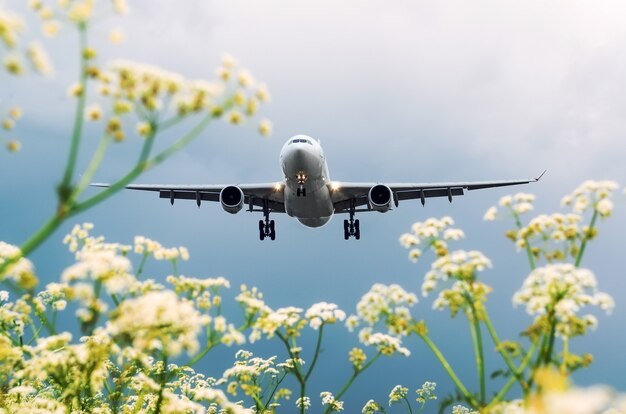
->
[220,186,244,214]
[368,184,393,212]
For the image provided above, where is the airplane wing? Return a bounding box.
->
[90,182,286,212]
[331,171,546,213]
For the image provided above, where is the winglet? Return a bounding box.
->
[90,183,111,188]
[534,170,547,182]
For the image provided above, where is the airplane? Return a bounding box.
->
[92,135,544,241]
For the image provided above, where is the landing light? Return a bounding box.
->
[274,183,283,191]
[331,182,341,191]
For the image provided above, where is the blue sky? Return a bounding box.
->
[3,0,626,410]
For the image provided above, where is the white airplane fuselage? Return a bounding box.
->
[279,135,333,227]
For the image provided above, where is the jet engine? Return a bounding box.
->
[220,186,245,214]
[368,184,393,212]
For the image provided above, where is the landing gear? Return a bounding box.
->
[259,201,276,241]
[297,187,306,197]
[343,201,361,240]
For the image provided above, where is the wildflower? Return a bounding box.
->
[256,83,271,102]
[9,107,22,119]
[0,241,37,289]
[0,7,24,48]
[26,42,53,75]
[2,118,14,130]
[112,0,129,15]
[416,381,437,404]
[451,406,478,414]
[561,180,619,215]
[349,347,367,370]
[5,139,20,152]
[422,250,491,297]
[109,27,125,44]
[84,103,103,121]
[362,400,382,414]
[305,301,346,329]
[68,1,94,23]
[389,384,408,405]
[483,206,498,221]
[108,290,209,356]
[228,110,243,125]
[67,82,84,97]
[4,55,24,75]
[320,392,344,412]
[135,121,152,136]
[296,396,311,410]
[42,20,61,36]
[258,118,272,136]
[365,332,410,356]
[513,264,614,337]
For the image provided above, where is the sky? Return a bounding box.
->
[3,0,626,410]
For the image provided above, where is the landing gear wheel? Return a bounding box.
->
[269,220,276,240]
[259,219,265,241]
[355,219,360,240]
[343,219,349,240]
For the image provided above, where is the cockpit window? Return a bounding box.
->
[291,138,313,144]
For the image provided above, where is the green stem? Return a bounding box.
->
[322,353,382,414]
[60,23,89,198]
[575,209,598,267]
[419,334,478,408]
[136,253,149,279]
[483,311,528,389]
[560,336,569,375]
[304,323,324,382]
[468,307,485,405]
[70,134,112,204]
[73,113,213,214]
[486,339,537,409]
[513,211,535,270]
[402,396,414,414]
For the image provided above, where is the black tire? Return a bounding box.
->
[270,230,276,240]
[269,220,275,232]
[355,219,361,240]
[302,188,306,197]
[259,220,264,231]
[260,231,265,240]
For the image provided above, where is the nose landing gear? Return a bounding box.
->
[296,172,307,197]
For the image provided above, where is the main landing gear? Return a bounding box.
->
[343,202,360,240]
[259,202,275,240]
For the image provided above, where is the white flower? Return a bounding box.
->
[389,384,408,404]
[305,302,346,329]
[483,206,498,221]
[296,396,311,410]
[107,290,209,356]
[513,264,614,337]
[365,332,410,356]
[320,392,343,412]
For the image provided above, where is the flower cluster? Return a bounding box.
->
[389,384,408,405]
[221,350,288,403]
[250,306,305,342]
[134,235,189,261]
[512,213,586,262]
[484,193,536,222]
[305,301,346,329]
[422,250,492,297]
[0,241,37,289]
[362,332,410,357]
[84,54,271,142]
[561,180,619,217]
[399,216,464,261]
[513,264,614,337]
[2,106,22,152]
[320,391,344,412]
[348,283,418,336]
[107,290,209,356]
[167,274,229,311]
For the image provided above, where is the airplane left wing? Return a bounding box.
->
[331,171,545,213]
[90,183,286,212]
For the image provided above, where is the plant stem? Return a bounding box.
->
[419,334,478,408]
[575,209,598,267]
[70,134,112,204]
[560,336,569,375]
[483,311,528,389]
[304,323,324,382]
[73,113,213,214]
[322,353,381,414]
[467,303,485,405]
[486,339,537,409]
[513,211,535,270]
[60,23,89,198]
